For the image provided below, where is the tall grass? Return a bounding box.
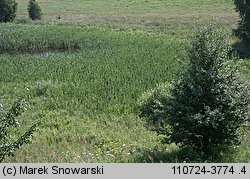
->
[0,24,141,53]
[0,24,185,113]
[0,24,187,162]
[0,24,249,162]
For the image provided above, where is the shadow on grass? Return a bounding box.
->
[232,40,250,59]
[133,144,242,163]
[134,146,204,163]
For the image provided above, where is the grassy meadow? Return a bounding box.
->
[0,0,249,162]
[15,0,236,30]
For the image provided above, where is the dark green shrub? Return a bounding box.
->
[139,24,249,160]
[28,0,42,20]
[0,99,40,162]
[137,82,171,133]
[0,0,17,22]
[234,0,250,45]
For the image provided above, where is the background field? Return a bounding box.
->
[15,0,236,30]
[0,0,249,162]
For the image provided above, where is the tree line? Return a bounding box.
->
[0,0,42,22]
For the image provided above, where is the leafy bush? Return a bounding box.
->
[28,0,42,20]
[139,24,250,160]
[234,0,250,45]
[0,99,40,162]
[0,0,17,22]
[137,83,171,133]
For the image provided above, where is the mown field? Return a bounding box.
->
[0,0,249,162]
[15,0,236,30]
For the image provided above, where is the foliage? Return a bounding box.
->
[0,24,183,162]
[234,0,250,45]
[0,23,249,162]
[139,24,250,160]
[0,99,40,162]
[167,24,249,159]
[0,0,17,22]
[28,0,42,20]
[137,83,171,133]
